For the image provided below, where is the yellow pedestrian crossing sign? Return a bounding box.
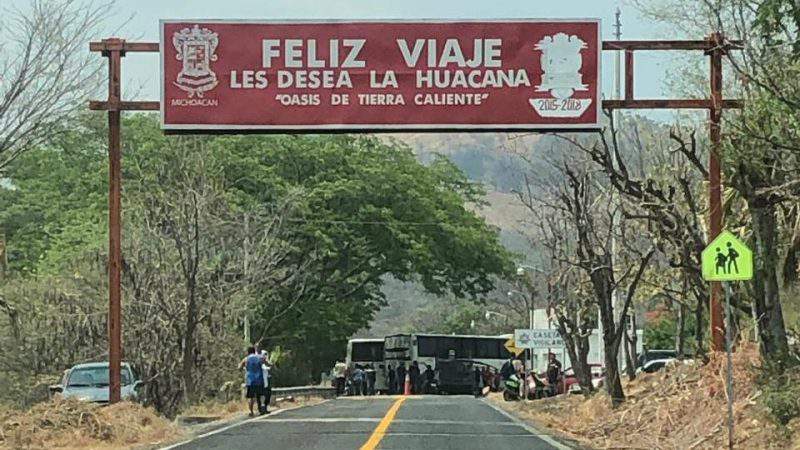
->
[504,338,524,357]
[701,230,753,281]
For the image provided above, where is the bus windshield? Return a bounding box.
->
[351,341,384,362]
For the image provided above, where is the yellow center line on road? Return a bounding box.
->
[359,397,407,450]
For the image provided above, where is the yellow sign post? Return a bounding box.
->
[504,338,524,357]
[701,229,753,450]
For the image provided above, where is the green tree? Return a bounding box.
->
[0,113,514,409]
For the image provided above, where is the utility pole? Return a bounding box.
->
[603,7,624,372]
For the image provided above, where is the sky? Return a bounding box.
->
[89,0,685,107]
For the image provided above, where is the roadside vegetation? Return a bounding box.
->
[482,0,800,445]
[490,342,800,449]
[0,399,181,449]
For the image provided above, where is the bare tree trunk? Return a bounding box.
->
[597,284,625,405]
[180,193,202,404]
[181,287,198,403]
[603,337,625,406]
[749,199,790,359]
[693,296,705,358]
[575,333,593,396]
[556,317,593,395]
[629,313,638,368]
[623,315,636,381]
[676,302,687,357]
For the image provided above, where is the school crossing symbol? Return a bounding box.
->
[701,230,753,281]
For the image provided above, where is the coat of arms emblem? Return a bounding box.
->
[529,33,593,118]
[172,25,219,98]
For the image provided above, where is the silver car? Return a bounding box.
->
[52,362,142,403]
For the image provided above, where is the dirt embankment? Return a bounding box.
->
[0,394,326,449]
[0,398,182,450]
[490,343,800,450]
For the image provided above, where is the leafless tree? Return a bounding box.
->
[0,0,112,173]
[508,138,654,404]
[555,115,713,357]
[636,0,798,361]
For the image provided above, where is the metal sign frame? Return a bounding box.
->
[88,32,742,403]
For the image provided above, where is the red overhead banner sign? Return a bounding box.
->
[161,20,601,131]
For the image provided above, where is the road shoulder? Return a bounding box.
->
[157,399,330,450]
[482,396,588,450]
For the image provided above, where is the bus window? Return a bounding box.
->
[351,341,384,362]
[417,336,437,357]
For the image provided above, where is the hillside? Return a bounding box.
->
[363,133,543,337]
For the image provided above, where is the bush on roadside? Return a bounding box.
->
[759,349,800,425]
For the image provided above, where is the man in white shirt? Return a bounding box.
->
[260,350,272,413]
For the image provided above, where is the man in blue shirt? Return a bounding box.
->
[239,346,266,416]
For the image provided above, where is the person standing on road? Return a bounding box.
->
[472,365,483,398]
[500,357,513,384]
[409,361,421,394]
[546,353,562,397]
[260,350,272,414]
[396,363,407,394]
[333,361,346,396]
[423,363,435,394]
[387,364,396,395]
[365,364,376,395]
[352,365,365,396]
[386,364,396,394]
[239,346,265,416]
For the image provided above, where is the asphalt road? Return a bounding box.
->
[169,395,571,450]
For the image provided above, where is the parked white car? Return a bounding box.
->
[636,358,695,375]
[50,362,142,403]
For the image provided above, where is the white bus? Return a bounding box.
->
[345,338,388,393]
[383,333,514,372]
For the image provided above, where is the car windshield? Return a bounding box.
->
[67,367,132,387]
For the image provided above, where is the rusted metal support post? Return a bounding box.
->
[102,38,125,404]
[707,33,725,352]
[624,50,634,100]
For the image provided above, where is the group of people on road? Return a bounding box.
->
[240,346,273,416]
[332,361,378,396]
[331,360,436,396]
[350,363,378,395]
[499,352,562,400]
[472,365,499,397]
[388,361,434,395]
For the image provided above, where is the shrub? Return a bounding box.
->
[759,353,800,425]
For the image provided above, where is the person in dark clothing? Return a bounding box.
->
[500,358,513,381]
[352,365,365,396]
[546,353,562,397]
[423,363,435,394]
[387,365,396,395]
[472,366,483,397]
[396,364,407,394]
[365,364,376,395]
[408,361,421,394]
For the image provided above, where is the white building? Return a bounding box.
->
[525,308,644,373]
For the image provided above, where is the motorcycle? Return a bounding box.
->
[502,374,521,401]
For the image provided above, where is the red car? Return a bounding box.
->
[559,364,605,394]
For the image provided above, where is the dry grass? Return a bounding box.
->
[180,395,326,422]
[490,342,799,450]
[0,398,183,450]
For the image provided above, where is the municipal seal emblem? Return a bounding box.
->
[529,33,593,118]
[172,25,219,98]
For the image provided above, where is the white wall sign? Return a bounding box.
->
[515,328,564,349]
